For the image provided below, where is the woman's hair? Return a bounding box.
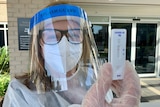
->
[19,0,93,92]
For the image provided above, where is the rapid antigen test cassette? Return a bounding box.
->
[111,29,126,80]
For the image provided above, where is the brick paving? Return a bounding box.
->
[140,78,160,103]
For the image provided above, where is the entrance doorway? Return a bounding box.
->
[111,22,157,75]
[91,17,158,76]
[135,23,156,74]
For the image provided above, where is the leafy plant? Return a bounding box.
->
[0,46,9,74]
[0,73,10,96]
[0,46,10,97]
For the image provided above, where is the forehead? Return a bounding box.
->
[44,20,80,30]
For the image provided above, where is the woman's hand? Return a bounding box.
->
[82,61,141,107]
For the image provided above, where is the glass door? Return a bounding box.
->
[91,17,158,76]
[135,23,156,74]
[111,23,132,61]
[91,24,109,61]
[111,21,157,75]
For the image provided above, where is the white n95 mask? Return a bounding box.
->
[43,36,82,91]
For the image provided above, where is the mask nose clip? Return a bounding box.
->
[59,36,69,46]
[62,34,70,42]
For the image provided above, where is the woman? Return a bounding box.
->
[3,1,141,107]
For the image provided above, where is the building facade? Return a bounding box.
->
[6,0,160,78]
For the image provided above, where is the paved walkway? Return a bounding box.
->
[140,77,160,103]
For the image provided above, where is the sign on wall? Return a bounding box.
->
[17,18,30,50]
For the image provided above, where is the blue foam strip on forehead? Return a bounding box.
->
[30,4,88,31]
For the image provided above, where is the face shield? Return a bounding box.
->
[29,4,100,96]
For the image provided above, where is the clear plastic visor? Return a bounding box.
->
[29,5,100,97]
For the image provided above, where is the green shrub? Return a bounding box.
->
[0,46,10,97]
[0,46,9,74]
[0,73,10,96]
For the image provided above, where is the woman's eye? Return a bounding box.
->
[47,35,56,39]
[69,30,81,37]
[42,31,56,42]
[44,30,54,35]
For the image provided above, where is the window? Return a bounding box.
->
[0,23,8,47]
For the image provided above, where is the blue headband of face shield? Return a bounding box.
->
[29,4,88,31]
